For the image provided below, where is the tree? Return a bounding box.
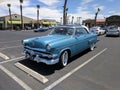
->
[7,4,12,30]
[63,0,68,25]
[94,8,101,26]
[20,0,24,30]
[37,5,40,28]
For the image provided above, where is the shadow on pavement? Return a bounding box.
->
[18,49,90,76]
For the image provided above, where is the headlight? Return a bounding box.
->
[46,44,51,51]
[22,39,29,45]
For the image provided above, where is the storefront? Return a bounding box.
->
[0,14,57,30]
[106,15,120,26]
[83,19,105,28]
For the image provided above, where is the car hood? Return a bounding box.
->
[24,35,70,49]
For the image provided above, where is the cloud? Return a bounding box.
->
[0,0,31,16]
[22,7,62,21]
[38,0,60,6]
[92,4,105,11]
[1,0,116,22]
[107,0,113,2]
[108,11,120,16]
[0,0,30,6]
[68,6,94,22]
[81,0,94,5]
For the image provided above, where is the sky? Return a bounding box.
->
[0,0,120,22]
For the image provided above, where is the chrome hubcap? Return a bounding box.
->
[90,43,95,51]
[62,51,68,66]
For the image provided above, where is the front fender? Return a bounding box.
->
[58,47,71,58]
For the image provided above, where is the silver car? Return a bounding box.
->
[106,26,120,37]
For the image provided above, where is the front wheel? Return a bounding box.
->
[59,51,69,67]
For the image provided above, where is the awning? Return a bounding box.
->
[42,21,50,25]
[0,21,4,24]
[8,21,21,24]
[50,22,57,25]
[42,21,57,25]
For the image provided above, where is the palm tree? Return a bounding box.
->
[7,4,12,30]
[37,5,40,28]
[94,8,101,26]
[20,0,24,30]
[63,0,68,25]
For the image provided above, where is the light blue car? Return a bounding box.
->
[22,25,98,67]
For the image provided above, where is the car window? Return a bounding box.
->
[75,28,88,36]
[50,27,74,36]
[109,26,118,30]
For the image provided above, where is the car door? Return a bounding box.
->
[74,28,90,54]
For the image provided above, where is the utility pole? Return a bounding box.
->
[63,0,68,25]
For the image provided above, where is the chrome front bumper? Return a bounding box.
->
[22,49,59,65]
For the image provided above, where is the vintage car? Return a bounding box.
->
[22,25,98,67]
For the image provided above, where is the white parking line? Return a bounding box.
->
[0,52,10,60]
[0,45,22,51]
[0,40,21,44]
[15,62,48,84]
[44,48,107,90]
[0,56,25,64]
[0,65,32,90]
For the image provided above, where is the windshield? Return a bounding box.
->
[50,27,74,36]
[108,26,118,30]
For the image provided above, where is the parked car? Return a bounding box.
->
[34,27,48,32]
[22,25,98,67]
[25,26,31,30]
[90,26,106,35]
[106,26,120,37]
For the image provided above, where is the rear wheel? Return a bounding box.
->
[59,51,69,67]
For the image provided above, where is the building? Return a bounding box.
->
[0,14,57,30]
[83,19,105,28]
[106,15,120,26]
[0,14,34,30]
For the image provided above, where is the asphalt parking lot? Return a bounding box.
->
[0,30,120,90]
